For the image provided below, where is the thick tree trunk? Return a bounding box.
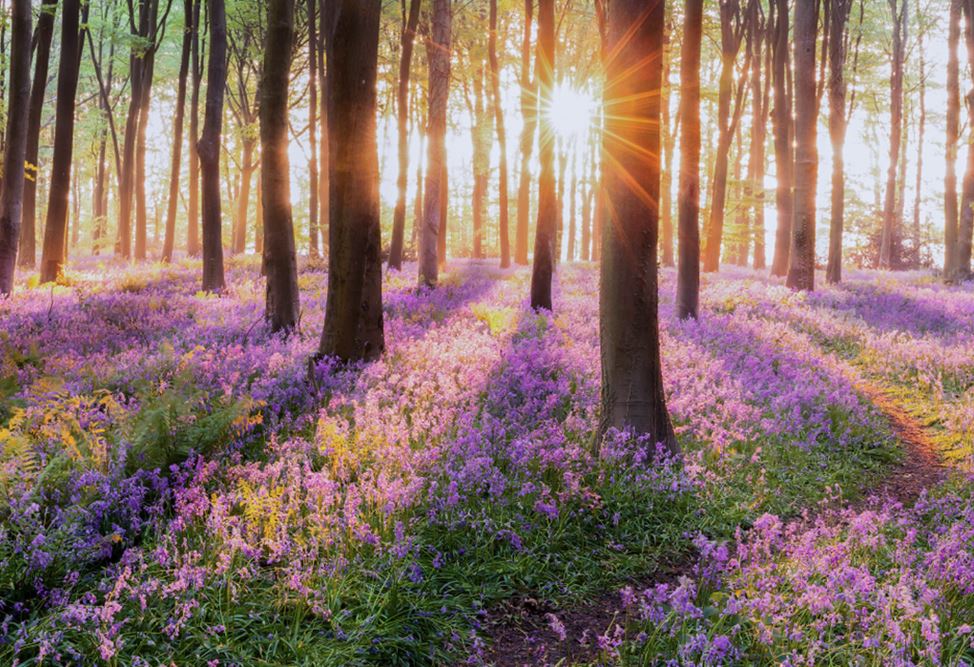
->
[134,3,158,262]
[786,0,817,291]
[489,0,511,268]
[0,0,31,294]
[163,0,194,263]
[199,0,227,292]
[826,0,852,284]
[320,0,385,361]
[187,0,203,257]
[530,0,556,311]
[39,0,82,283]
[946,0,961,279]
[515,0,535,266]
[599,0,676,455]
[676,0,703,320]
[388,0,421,271]
[959,1,974,278]
[419,0,451,287]
[261,0,300,332]
[879,0,906,270]
[18,0,56,270]
[770,0,793,277]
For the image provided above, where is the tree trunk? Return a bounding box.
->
[489,0,511,268]
[568,146,577,261]
[826,0,852,284]
[530,0,556,310]
[676,0,703,320]
[770,0,793,277]
[912,4,926,270]
[879,0,906,270]
[233,139,255,255]
[599,0,676,455]
[307,0,320,259]
[317,0,329,255]
[786,0,817,291]
[162,0,194,263]
[320,0,385,361]
[471,61,490,260]
[134,1,159,262]
[515,0,535,265]
[199,0,227,292]
[419,0,451,287]
[660,32,675,268]
[18,0,56,270]
[39,0,82,283]
[388,0,421,270]
[187,0,203,257]
[946,0,961,279]
[0,0,31,294]
[748,3,769,271]
[703,0,744,273]
[261,0,300,332]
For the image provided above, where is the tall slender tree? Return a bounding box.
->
[747,2,770,271]
[199,0,227,291]
[879,0,907,269]
[39,0,83,284]
[388,0,421,271]
[769,0,794,277]
[490,0,511,268]
[320,0,385,361]
[187,0,204,257]
[786,0,818,291]
[0,0,31,294]
[529,0,555,311]
[703,0,747,273]
[825,0,854,284]
[419,0,451,287]
[261,0,300,331]
[599,0,676,455]
[163,0,195,262]
[959,0,974,277]
[946,0,961,279]
[18,0,56,270]
[676,0,704,320]
[514,0,535,266]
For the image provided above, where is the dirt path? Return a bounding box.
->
[483,369,948,667]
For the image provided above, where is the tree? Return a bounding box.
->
[879,0,907,270]
[0,0,31,295]
[308,0,320,259]
[676,0,703,321]
[702,0,747,273]
[825,0,854,284]
[199,0,228,292]
[489,0,511,268]
[959,0,974,277]
[18,0,56,270]
[419,0,452,287]
[388,0,422,271]
[320,0,385,361]
[529,0,555,311]
[946,0,961,279]
[786,0,818,291]
[769,0,793,277]
[39,0,83,284]
[163,0,196,263]
[747,2,770,270]
[261,0,300,332]
[598,0,677,455]
[514,0,535,266]
[188,0,204,257]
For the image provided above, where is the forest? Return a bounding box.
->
[0,0,973,664]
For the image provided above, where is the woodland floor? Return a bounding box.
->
[1,259,973,666]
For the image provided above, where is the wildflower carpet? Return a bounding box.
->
[0,259,971,665]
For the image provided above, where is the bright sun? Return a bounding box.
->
[548,84,598,140]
